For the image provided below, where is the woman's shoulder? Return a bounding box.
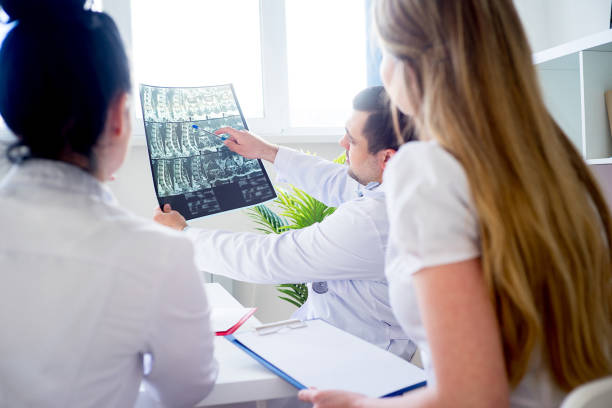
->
[97,207,195,270]
[383,143,480,268]
[114,209,190,246]
[385,141,469,197]
[389,141,464,176]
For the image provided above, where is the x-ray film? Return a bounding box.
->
[139,84,276,220]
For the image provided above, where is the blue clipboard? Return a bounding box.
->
[226,334,307,390]
[226,319,427,398]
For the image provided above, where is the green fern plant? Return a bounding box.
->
[246,203,290,235]
[245,151,347,307]
[276,283,309,308]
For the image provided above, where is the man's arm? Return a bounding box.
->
[155,203,386,283]
[273,146,360,207]
[216,127,361,207]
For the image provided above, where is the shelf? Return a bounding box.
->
[587,158,612,165]
[536,56,582,151]
[535,29,612,163]
[534,29,612,65]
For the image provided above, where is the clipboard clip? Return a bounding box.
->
[255,319,307,336]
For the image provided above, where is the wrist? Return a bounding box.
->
[264,144,280,163]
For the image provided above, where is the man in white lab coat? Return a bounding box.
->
[154,86,417,360]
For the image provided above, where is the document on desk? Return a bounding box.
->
[228,319,427,398]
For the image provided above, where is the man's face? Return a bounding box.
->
[339,110,384,185]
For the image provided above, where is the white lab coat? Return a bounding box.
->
[187,147,415,358]
[0,159,217,408]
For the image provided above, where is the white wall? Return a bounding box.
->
[514,0,551,52]
[514,0,612,52]
[547,0,611,48]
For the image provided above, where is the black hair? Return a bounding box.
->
[0,0,131,165]
[352,86,415,153]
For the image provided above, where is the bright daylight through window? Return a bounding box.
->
[131,0,368,133]
[131,0,264,119]
[285,0,367,128]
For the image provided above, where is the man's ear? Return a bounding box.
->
[380,149,396,171]
[106,92,130,139]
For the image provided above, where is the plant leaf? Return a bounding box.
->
[278,296,302,308]
[333,151,347,164]
[245,204,289,235]
[243,150,346,307]
[277,288,306,303]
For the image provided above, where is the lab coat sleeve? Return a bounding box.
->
[273,146,361,207]
[185,203,385,283]
[144,239,218,408]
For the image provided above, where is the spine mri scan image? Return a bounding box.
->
[140,84,276,219]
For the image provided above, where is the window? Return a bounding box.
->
[125,0,370,140]
[285,0,367,127]
[0,1,375,141]
[131,0,263,119]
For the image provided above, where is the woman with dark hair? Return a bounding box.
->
[0,1,217,406]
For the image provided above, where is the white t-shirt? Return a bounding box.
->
[0,159,218,408]
[383,141,566,408]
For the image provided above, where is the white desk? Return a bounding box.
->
[196,283,297,407]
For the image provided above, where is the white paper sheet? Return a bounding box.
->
[233,319,426,397]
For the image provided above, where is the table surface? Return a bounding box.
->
[195,283,297,406]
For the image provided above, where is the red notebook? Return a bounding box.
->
[211,307,257,336]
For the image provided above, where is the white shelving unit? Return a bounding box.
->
[535,29,612,165]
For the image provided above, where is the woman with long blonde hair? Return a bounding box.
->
[299,0,612,407]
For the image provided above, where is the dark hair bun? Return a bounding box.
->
[0,0,87,22]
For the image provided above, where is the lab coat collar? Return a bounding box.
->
[364,181,381,190]
[1,158,118,205]
[357,181,384,198]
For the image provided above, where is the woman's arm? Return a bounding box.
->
[300,258,509,408]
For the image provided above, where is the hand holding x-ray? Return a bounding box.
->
[153,204,188,231]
